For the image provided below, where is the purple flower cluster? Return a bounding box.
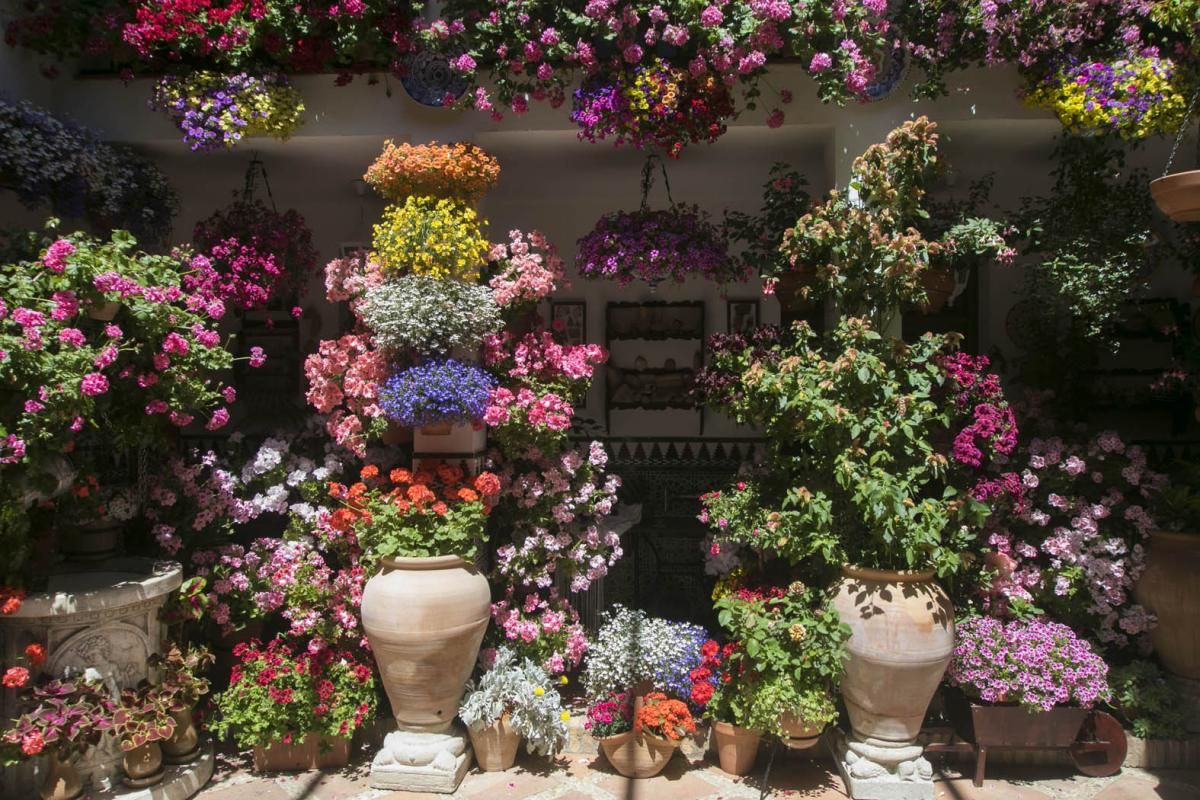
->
[576,205,742,287]
[151,72,299,152]
[378,358,496,428]
[692,325,782,407]
[948,615,1111,713]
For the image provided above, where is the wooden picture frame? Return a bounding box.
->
[552,301,587,346]
[727,299,760,334]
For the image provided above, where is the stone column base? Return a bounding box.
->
[368,728,473,794]
[831,729,935,800]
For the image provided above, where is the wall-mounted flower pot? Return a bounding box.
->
[251,732,350,772]
[413,423,486,457]
[919,268,956,314]
[711,720,759,775]
[599,730,677,778]
[467,715,521,772]
[1152,171,1200,222]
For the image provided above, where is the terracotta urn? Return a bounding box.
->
[39,750,82,800]
[252,733,351,772]
[711,720,759,775]
[467,714,522,771]
[919,268,956,313]
[599,730,677,779]
[1151,171,1200,222]
[830,566,954,750]
[1135,531,1200,679]
[361,555,490,733]
[122,742,164,789]
[778,711,825,750]
[161,707,200,764]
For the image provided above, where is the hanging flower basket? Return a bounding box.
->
[1151,170,1200,222]
[576,158,741,287]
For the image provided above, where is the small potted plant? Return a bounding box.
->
[208,638,377,772]
[458,647,570,771]
[695,640,761,776]
[0,676,113,800]
[149,643,213,764]
[112,686,176,789]
[596,691,694,779]
[363,140,500,204]
[946,615,1112,751]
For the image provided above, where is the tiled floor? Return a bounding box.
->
[194,743,1200,800]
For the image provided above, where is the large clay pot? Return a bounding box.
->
[61,521,122,562]
[598,730,677,778]
[162,707,200,764]
[122,742,164,789]
[831,566,954,748]
[467,715,522,771]
[1151,171,1200,222]
[39,750,82,800]
[778,711,825,750]
[361,555,490,733]
[1135,531,1200,679]
[711,720,759,775]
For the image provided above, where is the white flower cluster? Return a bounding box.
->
[582,604,708,700]
[358,275,501,355]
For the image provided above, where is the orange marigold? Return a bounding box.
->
[363,140,500,203]
[436,463,464,485]
[407,484,436,505]
[348,482,367,498]
[329,508,357,532]
[431,502,449,516]
[390,468,412,485]
[457,488,479,503]
[360,465,380,480]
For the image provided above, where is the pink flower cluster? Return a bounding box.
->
[322,252,384,309]
[487,229,568,307]
[483,330,607,390]
[303,333,389,456]
[981,431,1165,647]
[941,352,1018,469]
[492,442,622,592]
[483,587,588,676]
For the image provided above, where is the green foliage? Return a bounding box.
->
[1109,660,1188,739]
[149,642,214,710]
[1150,459,1200,533]
[709,317,989,574]
[112,686,176,752]
[459,648,570,757]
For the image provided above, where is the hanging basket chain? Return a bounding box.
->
[1162,84,1200,178]
[639,154,676,211]
[241,152,279,211]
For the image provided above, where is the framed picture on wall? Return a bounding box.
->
[552,301,587,346]
[727,300,760,334]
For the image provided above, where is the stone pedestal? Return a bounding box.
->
[832,729,935,800]
[368,728,473,793]
[0,558,182,798]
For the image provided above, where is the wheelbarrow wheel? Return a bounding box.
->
[1069,710,1126,777]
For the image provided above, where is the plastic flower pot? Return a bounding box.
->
[251,732,351,772]
[1151,170,1200,222]
[599,730,678,778]
[711,720,760,775]
[467,714,522,772]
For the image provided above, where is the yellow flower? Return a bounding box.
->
[372,196,487,280]
[534,687,545,696]
[560,711,571,721]
[559,675,569,685]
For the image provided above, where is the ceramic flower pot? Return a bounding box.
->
[381,420,412,446]
[919,268,956,313]
[1151,171,1200,222]
[778,711,825,750]
[711,720,760,775]
[39,750,82,800]
[251,732,351,772]
[467,714,522,771]
[122,742,164,789]
[599,730,677,779]
[1135,531,1200,679]
[162,707,200,764]
[361,555,490,733]
[831,566,954,751]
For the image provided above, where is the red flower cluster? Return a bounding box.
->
[687,639,722,706]
[633,692,696,741]
[327,461,501,531]
[0,586,24,615]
